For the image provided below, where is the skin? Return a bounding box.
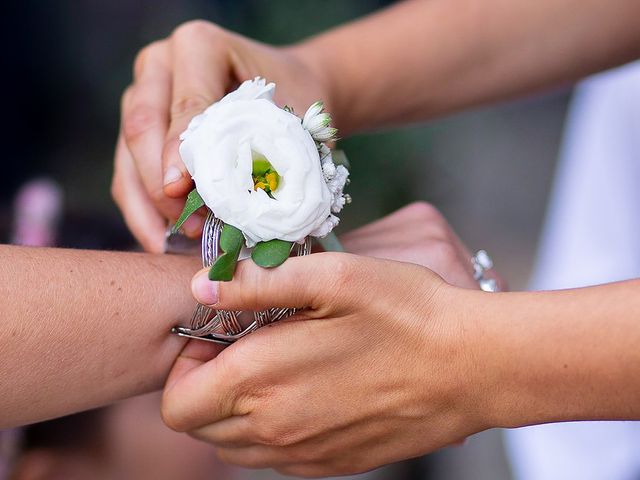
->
[162,249,640,478]
[0,245,200,429]
[113,26,327,252]
[112,0,640,251]
[158,203,497,476]
[108,0,640,474]
[0,204,469,430]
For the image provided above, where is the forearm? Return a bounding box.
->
[0,245,199,428]
[467,280,640,429]
[299,0,640,133]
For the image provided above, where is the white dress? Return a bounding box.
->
[504,61,640,480]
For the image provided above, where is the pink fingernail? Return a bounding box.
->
[182,214,204,236]
[164,166,183,186]
[192,271,219,305]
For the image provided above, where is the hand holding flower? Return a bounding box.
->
[112,21,331,252]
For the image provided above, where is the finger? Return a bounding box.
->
[122,41,189,229]
[190,415,256,448]
[162,345,244,432]
[164,339,225,392]
[163,24,231,198]
[190,252,365,314]
[215,445,291,470]
[340,202,447,253]
[340,209,408,242]
[111,131,167,252]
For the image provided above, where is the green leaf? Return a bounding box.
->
[219,224,244,252]
[209,250,241,282]
[251,239,293,268]
[208,224,244,282]
[172,189,204,233]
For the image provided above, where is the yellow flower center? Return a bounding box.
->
[252,152,280,196]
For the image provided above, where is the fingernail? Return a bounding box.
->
[163,166,183,186]
[192,271,218,305]
[182,214,204,237]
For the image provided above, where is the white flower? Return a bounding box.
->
[179,78,335,247]
[318,144,349,214]
[302,101,337,142]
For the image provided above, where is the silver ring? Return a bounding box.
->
[472,250,499,292]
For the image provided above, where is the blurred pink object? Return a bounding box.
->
[1,179,63,478]
[0,430,22,480]
[12,178,63,247]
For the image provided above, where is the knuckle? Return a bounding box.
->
[148,185,169,206]
[172,19,219,41]
[120,85,134,110]
[215,354,240,393]
[110,178,121,205]
[133,41,163,78]
[215,354,252,414]
[132,49,148,79]
[326,253,357,288]
[170,94,211,118]
[405,202,451,242]
[253,423,277,445]
[406,201,443,222]
[432,239,457,263]
[311,253,361,311]
[255,422,298,447]
[123,104,162,142]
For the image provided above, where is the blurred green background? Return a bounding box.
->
[3,1,571,478]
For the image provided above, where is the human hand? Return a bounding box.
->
[111,20,329,252]
[161,251,490,476]
[339,202,481,289]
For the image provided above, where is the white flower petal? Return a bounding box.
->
[302,101,324,127]
[312,127,338,142]
[310,214,340,238]
[180,78,334,245]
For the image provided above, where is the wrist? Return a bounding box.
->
[435,287,533,432]
[460,289,576,431]
[419,283,495,435]
[466,288,618,430]
[288,38,348,134]
[480,283,640,427]
[463,291,528,430]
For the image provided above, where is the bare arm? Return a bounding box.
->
[478,279,640,427]
[0,245,201,428]
[303,0,640,133]
[113,0,640,249]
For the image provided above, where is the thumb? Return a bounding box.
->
[191,252,361,315]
